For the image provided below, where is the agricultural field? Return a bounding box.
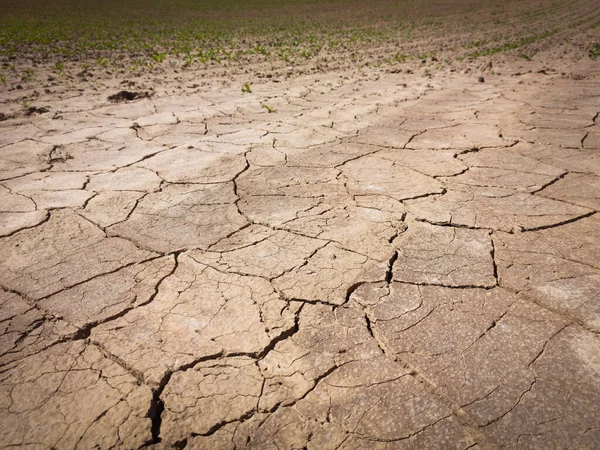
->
[1,0,600,449]
[1,0,599,90]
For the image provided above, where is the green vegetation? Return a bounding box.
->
[262,104,276,113]
[0,0,414,63]
[21,68,34,81]
[96,56,110,68]
[393,53,407,63]
[241,82,252,94]
[0,0,595,77]
[467,30,558,58]
[590,43,600,60]
[53,61,65,76]
[151,52,167,63]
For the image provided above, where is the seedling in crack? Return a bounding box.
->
[241,83,252,94]
[262,104,276,113]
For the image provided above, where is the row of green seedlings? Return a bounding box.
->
[464,29,559,59]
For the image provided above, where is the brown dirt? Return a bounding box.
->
[1,1,599,448]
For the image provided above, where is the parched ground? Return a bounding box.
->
[1,9,600,449]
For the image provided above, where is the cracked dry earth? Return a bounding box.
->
[1,56,600,450]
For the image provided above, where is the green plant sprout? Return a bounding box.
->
[21,68,35,81]
[96,57,110,68]
[152,52,166,63]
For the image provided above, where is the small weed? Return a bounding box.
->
[468,39,488,48]
[241,82,252,94]
[278,51,291,62]
[520,54,533,61]
[197,49,222,63]
[53,62,65,76]
[253,45,269,56]
[590,43,600,60]
[262,104,276,113]
[96,57,110,68]
[22,99,30,108]
[0,74,6,84]
[393,53,407,63]
[21,68,35,82]
[183,54,194,67]
[151,52,166,63]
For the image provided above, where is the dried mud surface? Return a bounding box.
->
[1,13,600,450]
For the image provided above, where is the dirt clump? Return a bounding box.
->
[108,90,151,103]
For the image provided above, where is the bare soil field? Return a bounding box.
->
[1,0,599,448]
